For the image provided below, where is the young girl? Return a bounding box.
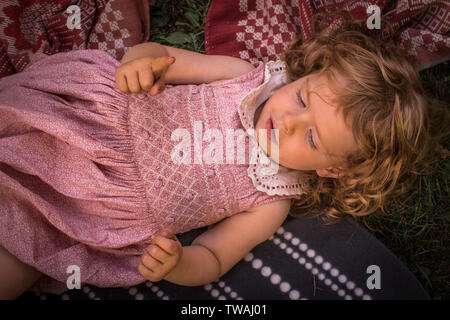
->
[0,15,446,299]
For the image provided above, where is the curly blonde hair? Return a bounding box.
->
[282,11,450,223]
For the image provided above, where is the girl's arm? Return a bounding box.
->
[120,42,255,84]
[162,200,291,286]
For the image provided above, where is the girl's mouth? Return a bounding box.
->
[265,117,278,145]
[265,117,272,144]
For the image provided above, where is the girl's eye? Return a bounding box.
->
[309,130,317,150]
[296,88,307,108]
[297,89,317,150]
[297,88,317,150]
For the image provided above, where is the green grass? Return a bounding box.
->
[149,0,211,53]
[359,62,450,300]
[148,0,450,300]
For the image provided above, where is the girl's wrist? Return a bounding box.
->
[121,42,169,65]
[162,245,221,286]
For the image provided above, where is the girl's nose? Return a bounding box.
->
[283,109,313,137]
[283,112,303,136]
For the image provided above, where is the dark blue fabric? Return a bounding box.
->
[18,215,429,300]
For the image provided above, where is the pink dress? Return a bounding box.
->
[0,49,306,294]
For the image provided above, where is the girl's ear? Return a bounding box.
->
[316,167,345,179]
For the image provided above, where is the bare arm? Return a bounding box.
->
[162,200,291,286]
[120,42,255,84]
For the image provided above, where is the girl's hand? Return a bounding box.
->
[138,228,182,282]
[115,56,175,95]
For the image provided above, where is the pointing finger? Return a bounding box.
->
[151,56,175,80]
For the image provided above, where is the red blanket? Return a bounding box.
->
[0,0,150,79]
[205,0,450,71]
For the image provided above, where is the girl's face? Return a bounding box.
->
[254,71,359,178]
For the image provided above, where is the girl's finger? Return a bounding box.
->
[141,250,163,270]
[137,261,154,278]
[151,57,175,81]
[137,67,155,92]
[146,244,169,264]
[161,228,177,241]
[151,74,166,96]
[125,71,142,93]
[115,70,129,93]
[152,235,179,255]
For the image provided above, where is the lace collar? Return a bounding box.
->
[237,60,308,197]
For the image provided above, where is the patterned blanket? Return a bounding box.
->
[0,0,432,301]
[0,0,150,79]
[205,0,450,71]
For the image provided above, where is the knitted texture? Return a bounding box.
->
[0,49,300,293]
